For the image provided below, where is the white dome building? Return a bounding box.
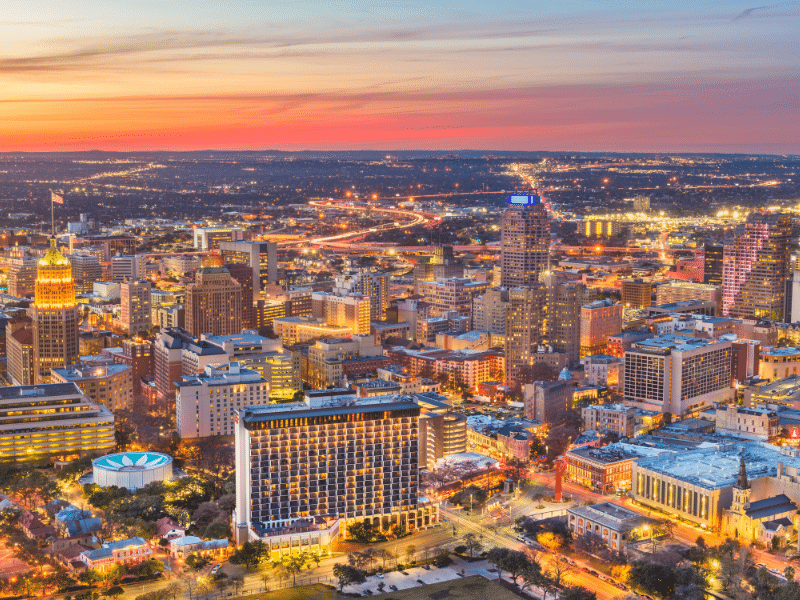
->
[92,452,173,491]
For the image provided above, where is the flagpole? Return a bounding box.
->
[51,194,54,236]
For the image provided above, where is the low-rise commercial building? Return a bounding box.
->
[582,404,636,438]
[566,443,669,493]
[759,347,800,381]
[524,380,572,425]
[715,404,779,441]
[567,502,653,551]
[80,537,151,572]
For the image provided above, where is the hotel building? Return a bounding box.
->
[623,335,734,417]
[234,392,436,548]
[0,383,115,463]
[175,362,270,438]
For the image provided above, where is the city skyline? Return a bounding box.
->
[2,0,799,153]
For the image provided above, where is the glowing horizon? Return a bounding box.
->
[3,1,799,153]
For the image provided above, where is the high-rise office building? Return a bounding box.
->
[580,299,623,358]
[524,379,572,425]
[471,288,510,333]
[220,240,278,300]
[413,245,463,290]
[51,363,133,413]
[722,212,791,320]
[334,270,390,320]
[505,285,547,383]
[0,383,115,463]
[113,339,154,397]
[621,279,652,309]
[7,252,39,298]
[234,391,427,544]
[225,262,257,330]
[194,227,243,251]
[548,281,595,366]
[5,316,34,386]
[417,277,490,319]
[70,253,101,294]
[703,243,724,286]
[111,255,142,283]
[311,292,371,335]
[185,257,242,337]
[31,239,80,383]
[500,194,550,287]
[120,280,152,335]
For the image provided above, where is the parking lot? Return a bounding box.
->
[348,564,463,595]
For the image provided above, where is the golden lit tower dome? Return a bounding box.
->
[201,253,225,269]
[35,237,76,309]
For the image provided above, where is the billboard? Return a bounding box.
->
[508,194,541,206]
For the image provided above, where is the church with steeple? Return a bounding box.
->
[723,451,797,545]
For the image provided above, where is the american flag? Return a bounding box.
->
[51,191,64,204]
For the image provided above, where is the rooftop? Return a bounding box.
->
[240,393,420,424]
[635,441,800,489]
[52,363,131,381]
[0,382,84,401]
[632,334,728,353]
[760,346,800,357]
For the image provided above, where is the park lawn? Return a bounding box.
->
[236,583,342,600]
[235,576,524,600]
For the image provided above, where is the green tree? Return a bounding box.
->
[405,544,416,563]
[463,533,483,558]
[628,562,676,598]
[333,564,366,592]
[283,553,308,585]
[559,587,597,600]
[104,585,124,599]
[486,547,511,579]
[786,566,796,581]
[229,541,261,569]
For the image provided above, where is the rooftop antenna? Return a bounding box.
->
[49,190,64,236]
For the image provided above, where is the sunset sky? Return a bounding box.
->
[2,0,798,152]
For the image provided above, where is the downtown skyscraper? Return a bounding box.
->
[31,239,80,383]
[722,212,791,320]
[500,193,550,287]
[501,194,552,384]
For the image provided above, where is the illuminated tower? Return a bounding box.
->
[32,238,80,383]
[501,193,550,287]
[722,212,791,320]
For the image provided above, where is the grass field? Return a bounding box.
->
[236,576,523,600]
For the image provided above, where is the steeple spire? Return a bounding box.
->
[735,451,749,490]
